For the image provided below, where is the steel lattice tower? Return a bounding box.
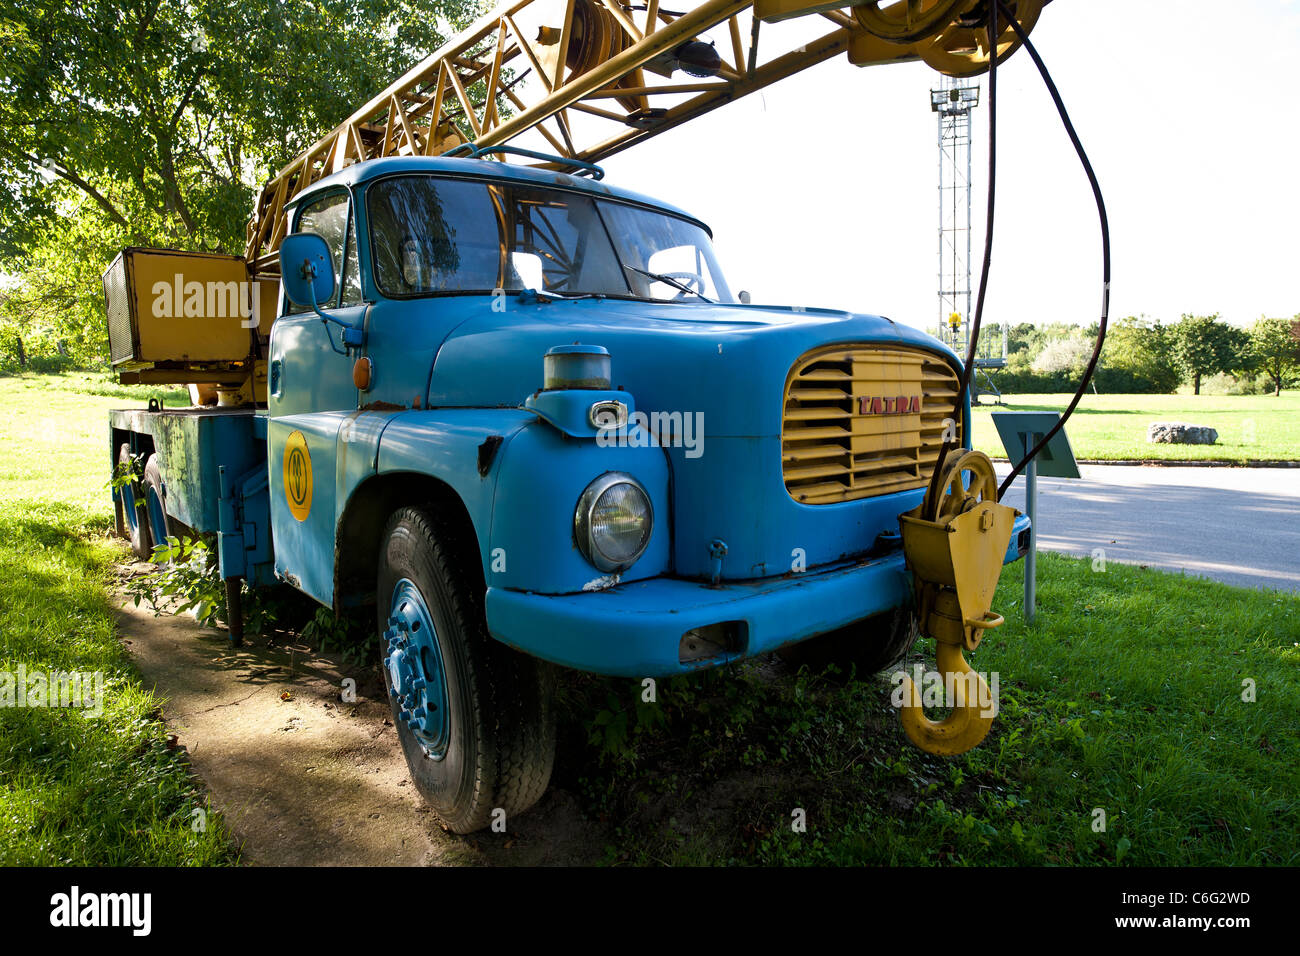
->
[931,75,979,354]
[930,75,1006,397]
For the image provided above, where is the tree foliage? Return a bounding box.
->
[0,0,480,363]
[1248,316,1300,397]
[1100,316,1181,394]
[1031,334,1093,377]
[983,315,1259,395]
[1170,313,1247,395]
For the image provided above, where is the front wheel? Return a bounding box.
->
[377,505,555,834]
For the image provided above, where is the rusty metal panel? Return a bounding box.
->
[108,405,263,532]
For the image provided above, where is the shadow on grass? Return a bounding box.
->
[980,402,1181,417]
[0,500,115,547]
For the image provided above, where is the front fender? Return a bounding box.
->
[488,419,671,594]
[374,408,535,576]
[374,409,671,594]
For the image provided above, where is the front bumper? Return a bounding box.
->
[487,513,1030,678]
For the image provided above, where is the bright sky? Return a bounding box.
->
[592,0,1300,335]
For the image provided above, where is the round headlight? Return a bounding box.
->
[574,472,654,573]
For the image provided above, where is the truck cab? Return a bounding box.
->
[108,153,1030,832]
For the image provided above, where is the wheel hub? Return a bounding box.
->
[382,579,450,758]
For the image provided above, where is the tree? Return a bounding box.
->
[0,0,479,363]
[1248,316,1300,396]
[1,207,109,362]
[1171,314,1244,395]
[1101,315,1181,393]
[0,0,478,256]
[1005,322,1039,359]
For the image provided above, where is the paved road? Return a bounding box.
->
[995,464,1300,592]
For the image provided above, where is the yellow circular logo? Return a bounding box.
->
[283,430,313,522]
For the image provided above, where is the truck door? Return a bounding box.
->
[267,189,366,604]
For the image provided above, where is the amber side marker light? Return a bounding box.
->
[353,357,372,391]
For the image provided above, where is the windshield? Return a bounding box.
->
[366,174,734,303]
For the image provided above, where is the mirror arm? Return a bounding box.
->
[300,259,364,355]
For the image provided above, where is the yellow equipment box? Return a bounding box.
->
[102,247,275,375]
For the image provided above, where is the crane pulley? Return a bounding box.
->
[245,0,1045,273]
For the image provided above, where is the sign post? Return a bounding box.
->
[991,411,1080,625]
[1024,443,1037,622]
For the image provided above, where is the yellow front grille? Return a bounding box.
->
[782,345,961,505]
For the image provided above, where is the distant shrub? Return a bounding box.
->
[26,353,80,373]
[1199,372,1271,396]
[988,317,1180,395]
[1031,337,1093,376]
[1093,366,1178,394]
[986,367,1071,394]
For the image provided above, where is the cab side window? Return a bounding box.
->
[290,192,362,311]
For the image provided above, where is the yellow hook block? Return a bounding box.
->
[896,450,1018,755]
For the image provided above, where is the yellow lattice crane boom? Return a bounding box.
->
[245,0,1045,274]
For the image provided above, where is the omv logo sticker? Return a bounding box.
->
[283,430,313,521]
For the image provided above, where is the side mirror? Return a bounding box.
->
[738,290,752,304]
[279,233,335,309]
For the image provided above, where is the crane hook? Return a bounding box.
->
[897,589,998,755]
[896,450,1016,756]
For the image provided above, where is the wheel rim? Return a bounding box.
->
[145,485,168,550]
[118,461,141,536]
[122,484,140,534]
[931,450,998,521]
[383,578,451,759]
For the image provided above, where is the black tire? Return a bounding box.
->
[777,605,920,679]
[116,443,152,561]
[141,454,171,558]
[377,505,555,834]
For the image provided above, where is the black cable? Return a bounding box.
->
[994,0,1110,499]
[926,0,999,520]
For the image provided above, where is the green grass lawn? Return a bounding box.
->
[561,555,1300,866]
[0,371,234,865]
[971,392,1300,462]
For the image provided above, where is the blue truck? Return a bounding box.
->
[105,153,1030,832]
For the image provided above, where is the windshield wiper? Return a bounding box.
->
[621,264,713,303]
[516,287,603,304]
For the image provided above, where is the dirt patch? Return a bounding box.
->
[117,599,607,866]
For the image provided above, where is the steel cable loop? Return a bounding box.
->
[993,0,1111,500]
